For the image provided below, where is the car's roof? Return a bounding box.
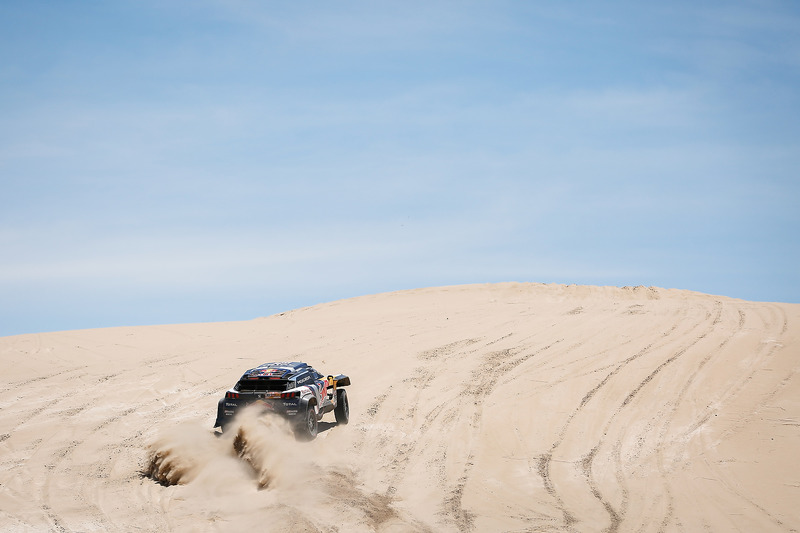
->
[240,361,310,379]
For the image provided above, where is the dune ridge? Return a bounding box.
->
[1,282,798,532]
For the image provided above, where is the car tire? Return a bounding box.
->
[334,389,349,425]
[296,405,318,441]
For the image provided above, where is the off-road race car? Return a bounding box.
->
[213,361,350,440]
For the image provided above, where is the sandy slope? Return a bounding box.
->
[0,283,798,532]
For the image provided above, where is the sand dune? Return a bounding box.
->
[1,283,798,532]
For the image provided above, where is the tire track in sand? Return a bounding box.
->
[368,335,562,531]
[539,300,724,532]
[20,349,217,532]
[656,303,794,532]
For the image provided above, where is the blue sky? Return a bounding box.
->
[1,1,799,336]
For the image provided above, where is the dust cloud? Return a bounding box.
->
[143,406,418,531]
[145,407,305,489]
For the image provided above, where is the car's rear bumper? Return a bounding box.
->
[214,396,303,428]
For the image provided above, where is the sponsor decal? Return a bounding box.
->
[250,368,285,377]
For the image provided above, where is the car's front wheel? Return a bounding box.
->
[334,389,349,425]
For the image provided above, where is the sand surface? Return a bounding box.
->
[1,282,798,532]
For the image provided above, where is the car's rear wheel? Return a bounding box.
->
[296,405,318,440]
[334,389,349,425]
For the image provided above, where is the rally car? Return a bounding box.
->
[213,361,350,440]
